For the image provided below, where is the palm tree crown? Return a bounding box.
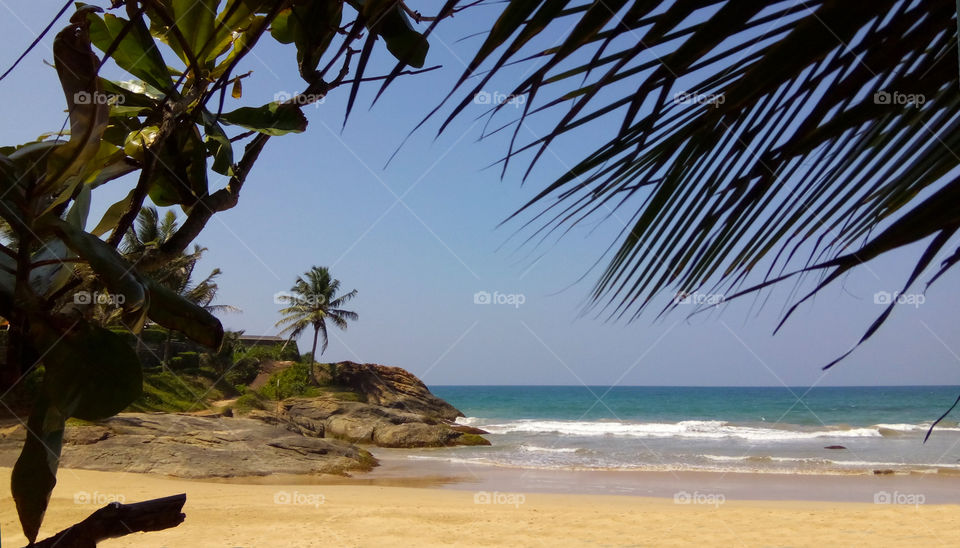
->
[275,266,359,363]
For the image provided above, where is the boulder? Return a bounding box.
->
[314,361,462,420]
[249,395,490,448]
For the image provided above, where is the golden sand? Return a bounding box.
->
[2,467,958,547]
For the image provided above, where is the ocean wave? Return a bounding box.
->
[477,419,888,441]
[519,445,582,454]
[701,454,832,465]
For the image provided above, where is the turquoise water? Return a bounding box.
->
[418,386,960,474]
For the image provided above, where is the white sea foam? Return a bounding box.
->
[519,445,580,453]
[875,423,927,431]
[479,419,885,441]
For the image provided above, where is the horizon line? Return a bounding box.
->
[427,384,960,388]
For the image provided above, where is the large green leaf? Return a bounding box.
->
[220,103,308,135]
[149,123,210,207]
[52,219,223,347]
[28,240,72,297]
[87,11,174,92]
[32,318,143,421]
[370,6,428,68]
[146,278,225,349]
[92,189,137,237]
[209,0,275,65]
[46,8,111,194]
[52,220,149,315]
[201,110,235,176]
[270,1,342,80]
[173,0,219,62]
[11,399,64,544]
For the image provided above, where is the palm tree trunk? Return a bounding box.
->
[309,326,320,385]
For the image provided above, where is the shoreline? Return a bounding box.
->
[3,466,959,547]
[180,451,960,504]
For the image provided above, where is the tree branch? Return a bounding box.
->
[32,493,186,548]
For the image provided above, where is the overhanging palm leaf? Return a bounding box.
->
[433,0,960,367]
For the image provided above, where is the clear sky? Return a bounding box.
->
[1,3,959,387]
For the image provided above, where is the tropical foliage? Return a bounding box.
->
[434,0,960,369]
[0,0,441,541]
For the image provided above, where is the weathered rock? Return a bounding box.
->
[249,395,490,448]
[0,413,376,478]
[314,361,462,420]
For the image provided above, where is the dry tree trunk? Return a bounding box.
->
[31,493,186,547]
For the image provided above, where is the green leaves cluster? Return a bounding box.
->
[1,0,437,542]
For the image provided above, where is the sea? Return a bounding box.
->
[418,386,960,476]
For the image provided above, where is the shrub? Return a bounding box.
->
[235,344,283,363]
[128,370,223,412]
[176,352,200,369]
[225,356,261,386]
[233,392,265,413]
[259,363,319,401]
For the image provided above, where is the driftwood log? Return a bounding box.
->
[30,493,186,547]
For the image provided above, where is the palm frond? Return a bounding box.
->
[274,266,358,350]
[436,0,960,364]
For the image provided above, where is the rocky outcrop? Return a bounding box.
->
[249,395,489,448]
[313,361,463,420]
[0,362,488,478]
[243,361,488,448]
[0,413,376,478]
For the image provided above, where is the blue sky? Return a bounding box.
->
[1,2,959,387]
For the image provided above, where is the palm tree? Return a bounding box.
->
[420,0,959,369]
[275,266,358,379]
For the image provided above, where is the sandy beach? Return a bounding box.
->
[3,466,960,547]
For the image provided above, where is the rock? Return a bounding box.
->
[824,445,846,450]
[314,361,462,420]
[0,413,376,478]
[244,362,490,448]
[451,424,490,435]
[873,469,896,475]
[250,395,490,448]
